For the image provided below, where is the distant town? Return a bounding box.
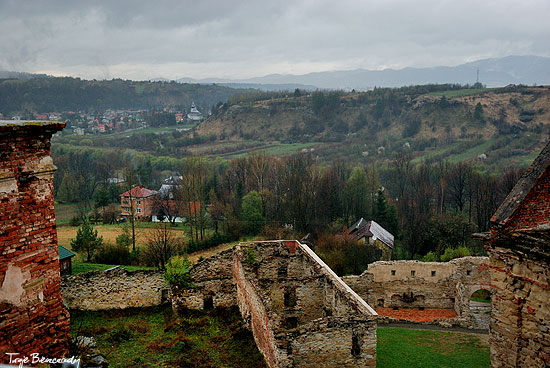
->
[0,102,205,136]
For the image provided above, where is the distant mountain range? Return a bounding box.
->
[172,55,550,90]
[3,55,549,91]
[0,70,48,80]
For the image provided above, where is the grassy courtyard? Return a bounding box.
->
[70,306,267,368]
[70,306,489,368]
[377,327,489,368]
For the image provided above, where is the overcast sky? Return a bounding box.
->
[1,0,549,80]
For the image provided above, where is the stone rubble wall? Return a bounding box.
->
[172,240,377,368]
[284,317,376,368]
[0,121,70,362]
[342,256,491,329]
[487,244,550,368]
[170,248,235,312]
[61,268,169,310]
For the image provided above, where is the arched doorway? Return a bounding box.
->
[469,288,491,329]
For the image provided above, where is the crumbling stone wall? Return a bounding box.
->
[173,240,377,368]
[486,236,550,368]
[343,257,491,328]
[170,248,235,312]
[0,121,70,362]
[61,268,169,310]
[482,140,550,367]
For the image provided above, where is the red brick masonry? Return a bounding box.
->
[0,121,70,363]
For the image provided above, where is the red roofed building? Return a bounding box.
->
[120,185,158,220]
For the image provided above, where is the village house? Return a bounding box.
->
[152,176,202,223]
[120,185,158,220]
[58,245,76,276]
[347,218,394,260]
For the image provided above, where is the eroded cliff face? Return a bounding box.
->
[196,87,550,156]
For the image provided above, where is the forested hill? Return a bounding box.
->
[197,85,550,170]
[0,77,253,115]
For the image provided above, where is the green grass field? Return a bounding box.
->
[377,327,489,368]
[447,139,496,163]
[70,306,267,368]
[108,124,195,137]
[221,142,319,158]
[69,307,489,368]
[72,262,154,274]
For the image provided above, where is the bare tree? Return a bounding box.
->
[178,158,209,242]
[142,223,184,270]
[122,166,139,252]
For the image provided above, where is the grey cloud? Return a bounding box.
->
[0,0,548,79]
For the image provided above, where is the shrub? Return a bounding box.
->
[422,251,438,262]
[164,256,193,288]
[94,243,134,265]
[244,247,257,266]
[106,325,133,343]
[440,246,472,262]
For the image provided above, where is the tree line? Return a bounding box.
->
[53,147,522,261]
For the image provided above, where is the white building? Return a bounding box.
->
[187,102,203,122]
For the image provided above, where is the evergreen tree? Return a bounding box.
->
[474,102,485,122]
[241,191,265,235]
[374,189,399,236]
[70,222,103,262]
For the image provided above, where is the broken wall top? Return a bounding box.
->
[491,140,550,231]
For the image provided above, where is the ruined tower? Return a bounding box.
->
[0,121,70,361]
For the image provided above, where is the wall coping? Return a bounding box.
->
[288,240,378,316]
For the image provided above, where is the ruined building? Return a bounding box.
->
[481,141,550,367]
[343,256,491,329]
[172,240,378,368]
[0,121,70,361]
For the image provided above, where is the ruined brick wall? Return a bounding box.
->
[502,164,550,231]
[343,257,491,328]
[61,269,169,310]
[483,141,550,367]
[170,248,236,312]
[486,240,550,368]
[0,121,70,362]
[172,240,377,368]
[233,254,282,367]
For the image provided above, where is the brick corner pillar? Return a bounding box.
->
[0,120,70,363]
